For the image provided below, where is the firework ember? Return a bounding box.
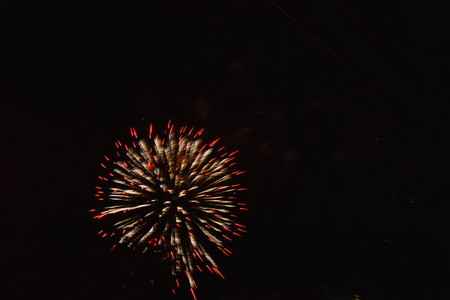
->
[92,121,247,298]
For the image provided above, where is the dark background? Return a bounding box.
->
[3,1,450,299]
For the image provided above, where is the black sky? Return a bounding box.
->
[3,1,450,299]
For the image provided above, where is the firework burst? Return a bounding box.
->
[91,121,247,298]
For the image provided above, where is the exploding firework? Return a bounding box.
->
[91,121,247,298]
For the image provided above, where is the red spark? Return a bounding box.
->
[218,246,229,256]
[209,138,221,147]
[222,234,232,241]
[191,288,197,300]
[213,267,225,279]
[224,248,233,254]
[229,150,239,156]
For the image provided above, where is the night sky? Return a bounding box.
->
[3,1,450,299]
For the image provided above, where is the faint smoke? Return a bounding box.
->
[229,58,249,78]
[195,96,211,119]
[283,149,299,167]
[258,140,272,157]
[235,125,253,142]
